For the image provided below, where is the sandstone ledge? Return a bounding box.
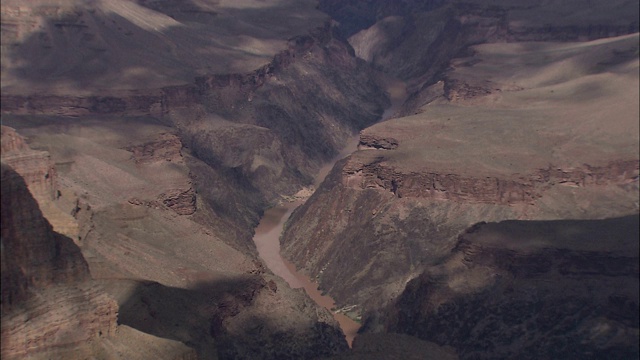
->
[343,155,639,205]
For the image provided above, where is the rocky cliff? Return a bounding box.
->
[0,164,88,304]
[281,30,639,323]
[381,215,639,359]
[344,0,639,114]
[0,163,118,358]
[1,126,56,205]
[343,152,639,205]
[172,21,388,203]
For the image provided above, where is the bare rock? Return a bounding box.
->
[382,215,640,359]
[0,164,118,359]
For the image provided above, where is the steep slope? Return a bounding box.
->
[0,122,350,358]
[1,163,197,360]
[0,163,112,358]
[0,1,390,357]
[344,0,639,112]
[281,32,639,317]
[0,0,327,94]
[383,215,639,359]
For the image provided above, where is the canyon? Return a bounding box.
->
[1,0,639,359]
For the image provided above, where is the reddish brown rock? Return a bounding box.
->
[1,163,118,359]
[1,126,56,204]
[343,155,639,205]
[125,133,183,164]
[158,187,196,216]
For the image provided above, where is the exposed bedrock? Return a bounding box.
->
[281,160,517,311]
[0,163,89,306]
[0,163,118,359]
[282,152,638,312]
[1,20,389,207]
[109,275,348,360]
[380,215,640,359]
[174,22,389,203]
[1,126,56,205]
[281,28,639,320]
[343,152,639,205]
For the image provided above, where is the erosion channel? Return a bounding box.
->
[253,78,407,346]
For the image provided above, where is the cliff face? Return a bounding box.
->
[1,126,56,205]
[113,275,349,359]
[281,161,520,310]
[282,27,639,322]
[0,164,89,304]
[174,22,388,203]
[343,153,639,205]
[382,215,639,359]
[0,2,384,358]
[0,163,118,359]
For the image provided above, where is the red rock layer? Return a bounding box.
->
[343,155,639,204]
[1,164,118,359]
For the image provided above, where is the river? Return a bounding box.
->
[252,76,406,347]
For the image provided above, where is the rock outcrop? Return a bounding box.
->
[381,215,639,359]
[0,164,88,305]
[343,154,639,205]
[281,31,639,323]
[1,126,56,205]
[174,21,389,203]
[0,163,118,359]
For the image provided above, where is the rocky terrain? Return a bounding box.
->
[282,30,639,311]
[382,215,639,359]
[280,0,639,357]
[1,0,639,359]
[1,160,199,360]
[1,0,383,358]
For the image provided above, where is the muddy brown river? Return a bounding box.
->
[253,201,361,346]
[253,77,406,347]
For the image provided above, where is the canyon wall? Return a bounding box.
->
[281,14,639,329]
[282,147,638,313]
[343,151,639,205]
[1,126,56,205]
[0,163,118,359]
[381,215,639,359]
[344,0,639,114]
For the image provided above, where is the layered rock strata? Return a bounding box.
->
[344,0,640,115]
[281,33,639,321]
[0,164,118,359]
[1,126,56,205]
[343,154,639,205]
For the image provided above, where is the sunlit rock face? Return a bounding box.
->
[282,31,639,314]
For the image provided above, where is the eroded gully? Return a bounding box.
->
[253,77,407,347]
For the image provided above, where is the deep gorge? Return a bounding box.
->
[1,0,639,359]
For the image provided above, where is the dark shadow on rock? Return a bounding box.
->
[112,275,348,359]
[380,214,640,360]
[1,0,327,93]
[1,162,90,310]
